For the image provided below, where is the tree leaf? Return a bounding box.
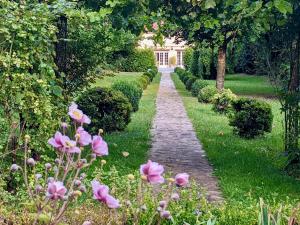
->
[205,0,216,9]
[274,0,292,15]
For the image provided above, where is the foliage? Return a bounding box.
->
[65,9,136,95]
[112,80,143,112]
[143,68,158,82]
[229,98,273,138]
[137,75,151,89]
[212,89,237,114]
[115,49,156,72]
[183,48,193,70]
[190,49,203,78]
[185,76,198,91]
[198,86,218,103]
[77,87,132,133]
[0,0,66,168]
[191,79,209,97]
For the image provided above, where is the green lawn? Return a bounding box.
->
[172,73,300,206]
[206,74,276,97]
[90,73,161,174]
[93,72,143,88]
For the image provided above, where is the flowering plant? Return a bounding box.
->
[10,103,190,225]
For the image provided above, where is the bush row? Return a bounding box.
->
[174,68,273,138]
[77,69,158,133]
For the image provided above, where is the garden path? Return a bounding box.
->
[150,72,223,202]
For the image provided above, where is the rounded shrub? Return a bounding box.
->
[143,69,157,82]
[185,76,198,90]
[137,75,150,89]
[77,87,132,133]
[229,98,273,138]
[191,80,209,97]
[212,89,237,114]
[198,85,218,103]
[112,81,143,112]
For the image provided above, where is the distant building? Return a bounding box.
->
[138,33,187,68]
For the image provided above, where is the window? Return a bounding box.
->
[177,51,182,65]
[159,53,164,65]
[164,52,169,65]
[156,52,159,64]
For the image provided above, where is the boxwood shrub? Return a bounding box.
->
[191,80,209,97]
[185,76,198,90]
[212,89,237,114]
[198,85,218,103]
[229,98,273,138]
[112,81,143,112]
[138,75,150,89]
[77,87,132,133]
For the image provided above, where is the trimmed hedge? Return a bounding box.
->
[185,76,198,90]
[229,98,273,138]
[198,85,218,103]
[77,87,132,133]
[191,80,209,97]
[212,89,237,114]
[116,49,156,72]
[112,81,143,112]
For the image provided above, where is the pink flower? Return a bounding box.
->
[91,180,120,209]
[92,135,108,156]
[48,131,81,153]
[152,22,158,31]
[48,131,65,149]
[68,102,91,124]
[46,181,67,200]
[140,160,164,184]
[175,173,189,187]
[76,127,92,146]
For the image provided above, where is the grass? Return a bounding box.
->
[172,73,300,205]
[93,72,143,88]
[90,73,161,174]
[206,74,276,97]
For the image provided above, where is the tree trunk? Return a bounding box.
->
[209,43,217,80]
[216,43,227,90]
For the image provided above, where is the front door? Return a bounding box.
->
[156,51,169,68]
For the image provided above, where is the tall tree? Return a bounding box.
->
[156,0,263,90]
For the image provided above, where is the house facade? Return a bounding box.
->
[138,33,186,68]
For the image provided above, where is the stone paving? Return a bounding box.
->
[150,72,223,202]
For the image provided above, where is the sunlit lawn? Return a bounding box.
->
[93,72,143,88]
[206,74,276,97]
[173,73,300,205]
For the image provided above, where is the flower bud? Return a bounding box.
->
[74,179,81,186]
[47,177,54,183]
[53,166,58,173]
[91,153,96,159]
[127,174,135,180]
[98,129,104,134]
[80,173,87,180]
[159,200,167,209]
[72,190,82,197]
[160,210,171,219]
[125,200,131,206]
[54,158,61,164]
[35,173,42,180]
[27,158,36,166]
[167,178,175,183]
[45,163,52,170]
[35,185,43,193]
[80,159,87,164]
[100,160,106,165]
[24,135,30,142]
[141,175,147,181]
[62,196,68,201]
[82,221,92,225]
[79,185,87,193]
[61,122,68,129]
[10,164,19,172]
[171,193,180,201]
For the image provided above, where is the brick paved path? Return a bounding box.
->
[150,73,222,201]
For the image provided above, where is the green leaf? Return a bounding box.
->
[51,85,62,97]
[205,0,216,9]
[274,0,293,15]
